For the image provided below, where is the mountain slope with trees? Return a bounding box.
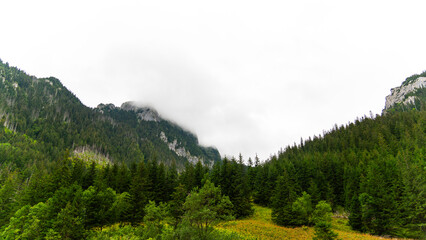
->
[248,74,425,238]
[0,59,424,239]
[0,59,220,168]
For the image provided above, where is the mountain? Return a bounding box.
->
[94,101,220,166]
[1,58,424,239]
[0,59,220,168]
[252,73,425,238]
[383,71,426,112]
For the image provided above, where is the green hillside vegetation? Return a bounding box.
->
[0,59,220,168]
[250,109,425,238]
[216,205,400,240]
[402,71,426,86]
[0,59,425,239]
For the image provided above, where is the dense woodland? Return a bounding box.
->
[0,60,425,239]
[0,59,220,168]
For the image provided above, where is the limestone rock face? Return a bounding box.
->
[384,77,426,111]
[121,101,161,122]
[160,131,202,165]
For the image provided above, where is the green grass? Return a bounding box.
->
[216,205,411,240]
[251,205,273,222]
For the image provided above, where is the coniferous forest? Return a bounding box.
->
[0,59,425,239]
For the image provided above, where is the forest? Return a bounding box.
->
[0,59,425,239]
[0,59,220,169]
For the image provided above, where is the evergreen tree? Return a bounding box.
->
[170,184,188,227]
[116,162,131,193]
[348,195,362,231]
[232,157,253,218]
[182,180,233,239]
[111,191,132,223]
[271,174,297,226]
[155,162,167,203]
[54,202,86,239]
[82,161,96,189]
[165,162,178,202]
[129,161,149,223]
[292,191,313,226]
[312,201,339,240]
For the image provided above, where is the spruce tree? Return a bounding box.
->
[348,195,363,231]
[312,201,339,240]
[271,174,297,226]
[129,161,149,223]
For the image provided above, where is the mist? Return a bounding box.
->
[1,0,426,160]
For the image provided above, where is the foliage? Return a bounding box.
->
[292,191,313,226]
[87,224,143,240]
[141,201,170,239]
[210,157,254,219]
[253,109,425,238]
[0,60,220,171]
[181,180,234,239]
[54,202,86,239]
[313,221,339,240]
[311,201,339,240]
[0,60,424,239]
[218,205,386,240]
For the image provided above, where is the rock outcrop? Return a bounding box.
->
[160,131,203,165]
[384,76,425,111]
[121,101,161,122]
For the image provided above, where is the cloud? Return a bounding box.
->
[1,0,426,161]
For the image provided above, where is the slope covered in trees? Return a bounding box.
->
[250,107,425,238]
[0,128,252,239]
[0,59,424,239]
[0,59,220,168]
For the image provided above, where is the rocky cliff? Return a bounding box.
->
[384,74,426,112]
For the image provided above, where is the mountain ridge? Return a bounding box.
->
[0,59,220,167]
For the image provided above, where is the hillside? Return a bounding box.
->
[0,59,220,168]
[249,75,425,238]
[0,60,424,239]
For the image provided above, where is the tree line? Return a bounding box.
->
[1,58,425,239]
[249,110,425,239]
[1,107,424,239]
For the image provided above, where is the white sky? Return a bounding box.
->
[1,1,426,161]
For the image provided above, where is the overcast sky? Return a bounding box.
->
[1,1,426,161]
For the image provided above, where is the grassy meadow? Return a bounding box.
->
[216,205,411,240]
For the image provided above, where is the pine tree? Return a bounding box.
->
[54,202,86,239]
[111,191,132,223]
[253,165,270,206]
[146,159,160,201]
[194,160,204,189]
[348,195,362,231]
[170,184,188,227]
[292,191,313,226]
[232,157,253,218]
[116,162,131,193]
[82,161,96,189]
[156,162,167,203]
[165,162,178,202]
[312,201,339,240]
[129,161,149,223]
[271,174,297,226]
